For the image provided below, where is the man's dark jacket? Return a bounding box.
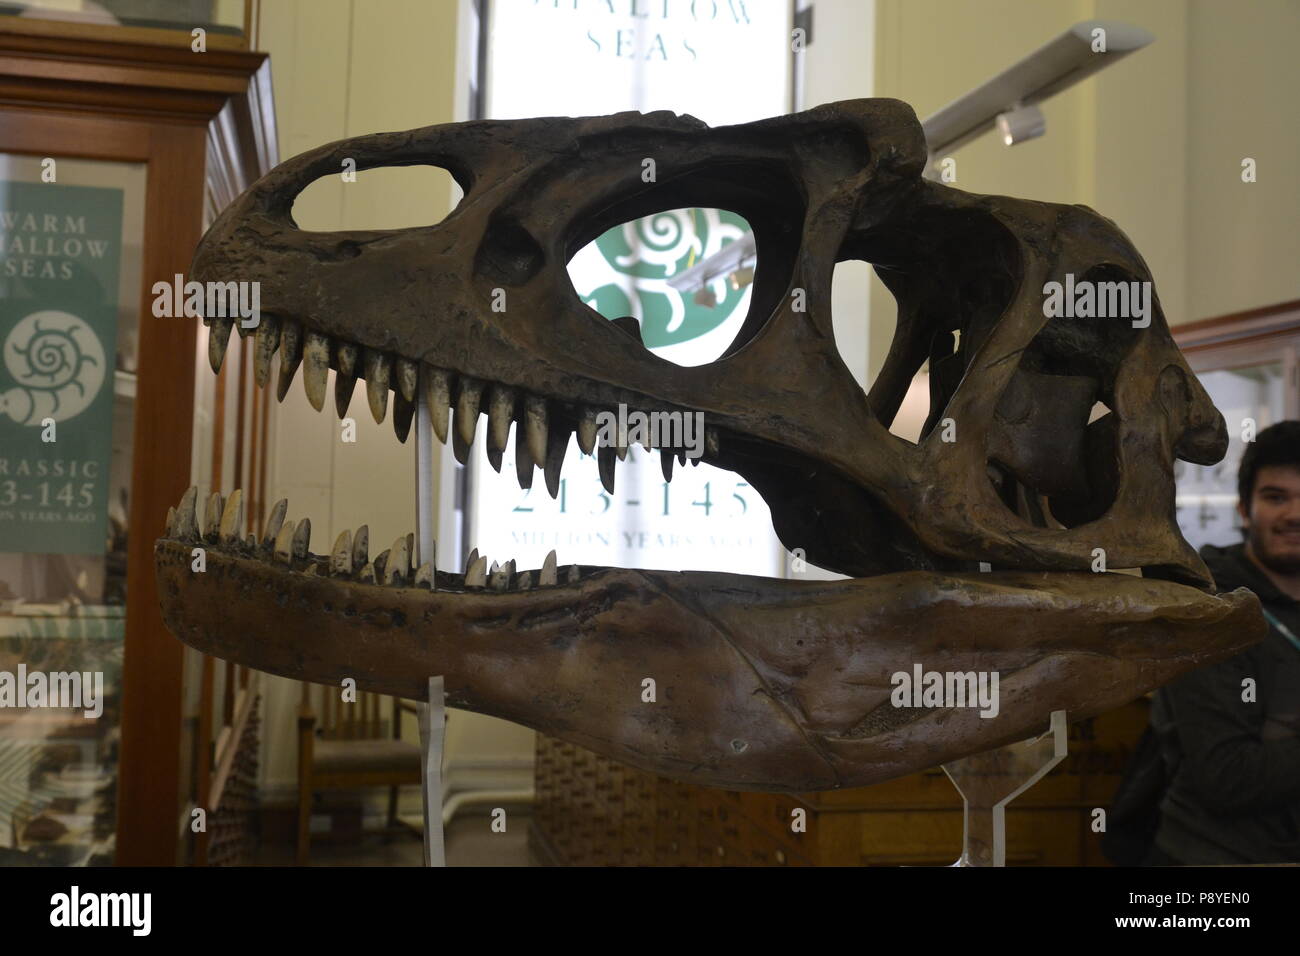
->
[1149,543,1300,864]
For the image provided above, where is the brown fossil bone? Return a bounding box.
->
[160,98,1264,792]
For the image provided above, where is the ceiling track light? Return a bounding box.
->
[995,103,1047,147]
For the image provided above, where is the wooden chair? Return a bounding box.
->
[296,683,421,864]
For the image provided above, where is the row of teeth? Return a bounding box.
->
[206,315,719,497]
[164,486,582,591]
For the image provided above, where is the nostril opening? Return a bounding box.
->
[336,240,361,259]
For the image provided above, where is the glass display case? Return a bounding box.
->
[1173,302,1300,553]
[0,154,145,865]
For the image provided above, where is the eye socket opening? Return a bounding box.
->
[563,161,804,368]
[566,207,757,366]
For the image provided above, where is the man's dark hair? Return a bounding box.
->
[1238,420,1300,511]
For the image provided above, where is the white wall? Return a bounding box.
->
[1184,0,1300,318]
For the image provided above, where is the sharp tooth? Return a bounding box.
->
[335,371,356,418]
[351,524,369,569]
[486,444,503,473]
[515,417,534,490]
[562,564,581,585]
[540,550,557,587]
[204,493,223,540]
[387,536,409,586]
[488,385,516,451]
[577,407,598,455]
[165,506,177,537]
[524,395,548,465]
[465,555,487,589]
[517,570,534,590]
[598,445,616,495]
[335,341,359,418]
[363,349,391,424]
[262,498,287,549]
[254,315,281,388]
[174,487,198,539]
[373,548,390,581]
[490,559,513,591]
[273,521,295,564]
[246,533,257,549]
[208,318,234,374]
[330,530,353,576]
[545,426,569,499]
[219,489,244,544]
[456,376,484,446]
[414,563,433,589]
[291,518,311,560]
[465,548,479,572]
[337,342,358,377]
[705,426,719,458]
[302,332,331,412]
[393,393,415,443]
[451,422,471,464]
[660,448,674,482]
[359,562,376,584]
[395,357,418,403]
[276,320,304,402]
[422,366,452,444]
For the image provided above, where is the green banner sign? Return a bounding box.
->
[0,180,123,554]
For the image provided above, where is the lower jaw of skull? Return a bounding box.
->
[154,507,1262,791]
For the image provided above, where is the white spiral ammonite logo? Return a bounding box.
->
[1,310,107,426]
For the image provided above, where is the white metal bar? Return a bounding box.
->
[418,676,446,867]
[414,394,446,867]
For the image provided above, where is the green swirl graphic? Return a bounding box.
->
[581,208,751,347]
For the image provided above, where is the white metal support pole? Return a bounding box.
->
[415,394,446,867]
[418,675,446,867]
[943,709,1068,867]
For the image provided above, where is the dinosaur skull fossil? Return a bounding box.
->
[155,99,1262,791]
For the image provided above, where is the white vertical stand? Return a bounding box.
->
[414,394,446,867]
[417,676,446,867]
[942,710,1067,867]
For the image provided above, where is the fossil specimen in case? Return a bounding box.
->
[155,99,1263,792]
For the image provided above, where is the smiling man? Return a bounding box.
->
[1147,420,1300,865]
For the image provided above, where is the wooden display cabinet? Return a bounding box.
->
[0,20,274,865]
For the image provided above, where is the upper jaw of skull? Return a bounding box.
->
[192,98,1223,589]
